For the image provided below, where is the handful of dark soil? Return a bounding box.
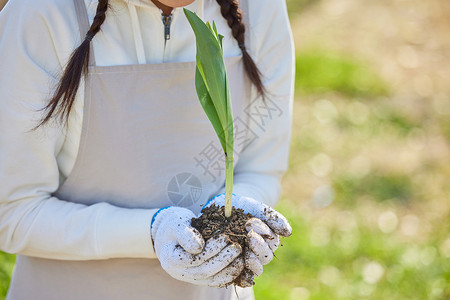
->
[191,204,255,287]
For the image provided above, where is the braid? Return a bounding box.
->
[36,0,109,128]
[216,0,265,97]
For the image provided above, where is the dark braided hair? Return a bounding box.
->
[36,0,109,128]
[216,0,265,97]
[37,0,264,127]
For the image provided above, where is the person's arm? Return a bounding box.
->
[0,0,158,261]
[218,0,295,207]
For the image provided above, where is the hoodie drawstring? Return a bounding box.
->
[127,3,146,64]
[197,0,204,20]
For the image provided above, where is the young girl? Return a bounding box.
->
[0,0,294,299]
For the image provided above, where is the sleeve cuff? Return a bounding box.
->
[95,204,159,259]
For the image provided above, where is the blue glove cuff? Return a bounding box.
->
[150,206,172,229]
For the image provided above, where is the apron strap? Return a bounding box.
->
[73,0,96,66]
[240,0,250,48]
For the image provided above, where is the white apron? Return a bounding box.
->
[7,0,255,299]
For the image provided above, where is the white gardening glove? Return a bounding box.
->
[204,194,292,286]
[151,206,244,287]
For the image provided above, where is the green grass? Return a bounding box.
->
[251,45,450,299]
[333,171,415,205]
[0,252,14,298]
[286,0,319,16]
[254,203,450,300]
[295,49,390,98]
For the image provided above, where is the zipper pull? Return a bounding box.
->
[162,13,173,41]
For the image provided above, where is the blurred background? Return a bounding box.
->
[1,0,449,299]
[254,0,450,299]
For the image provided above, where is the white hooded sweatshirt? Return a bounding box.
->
[0,0,294,261]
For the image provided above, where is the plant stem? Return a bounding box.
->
[224,155,234,218]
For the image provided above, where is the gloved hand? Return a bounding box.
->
[151,206,244,287]
[203,193,292,286]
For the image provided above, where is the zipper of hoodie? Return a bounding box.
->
[161,13,173,49]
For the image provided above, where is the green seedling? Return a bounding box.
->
[184,9,234,217]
